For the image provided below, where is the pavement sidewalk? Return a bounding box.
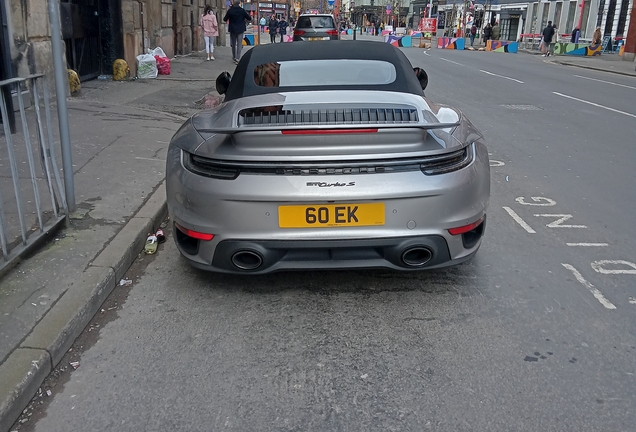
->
[0,45,232,432]
[517,45,636,77]
[1,36,634,432]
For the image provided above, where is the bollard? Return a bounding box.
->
[113,59,129,81]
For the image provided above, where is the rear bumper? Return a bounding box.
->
[166,142,490,274]
[292,35,340,41]
[178,232,484,274]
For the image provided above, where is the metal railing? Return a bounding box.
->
[0,74,68,273]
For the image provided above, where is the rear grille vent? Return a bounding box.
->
[238,108,419,126]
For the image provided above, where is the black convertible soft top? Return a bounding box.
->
[224,40,425,101]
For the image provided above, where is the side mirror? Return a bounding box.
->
[413,67,428,91]
[216,72,232,95]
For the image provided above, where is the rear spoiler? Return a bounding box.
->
[195,121,461,134]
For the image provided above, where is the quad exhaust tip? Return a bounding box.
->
[231,250,264,270]
[401,246,433,267]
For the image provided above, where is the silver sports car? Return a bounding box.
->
[166,41,490,274]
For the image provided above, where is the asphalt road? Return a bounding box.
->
[18,45,636,432]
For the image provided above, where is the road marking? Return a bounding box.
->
[480,70,524,83]
[423,51,431,56]
[503,206,536,233]
[562,263,616,310]
[573,74,636,90]
[440,57,464,66]
[516,196,556,206]
[591,260,636,274]
[534,214,587,228]
[553,92,636,119]
[566,243,609,247]
[629,297,636,305]
[490,160,505,167]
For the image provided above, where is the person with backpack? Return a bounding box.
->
[268,15,279,43]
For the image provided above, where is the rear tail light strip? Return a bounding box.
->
[175,222,215,241]
[182,146,473,179]
[448,217,484,236]
[281,128,378,135]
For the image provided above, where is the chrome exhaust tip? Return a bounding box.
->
[231,250,263,271]
[401,247,433,267]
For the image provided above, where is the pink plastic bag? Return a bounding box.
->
[155,55,171,75]
[151,47,170,75]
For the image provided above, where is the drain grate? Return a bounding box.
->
[499,104,544,110]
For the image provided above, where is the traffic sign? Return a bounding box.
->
[327,0,335,4]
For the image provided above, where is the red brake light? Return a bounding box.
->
[281,128,378,135]
[293,29,305,36]
[326,30,338,35]
[448,218,484,236]
[175,223,214,241]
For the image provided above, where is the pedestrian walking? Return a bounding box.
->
[570,27,580,43]
[223,0,252,64]
[492,21,500,40]
[268,15,279,43]
[199,5,219,61]
[541,21,555,56]
[278,16,289,43]
[483,22,492,45]
[259,16,266,33]
[470,23,477,47]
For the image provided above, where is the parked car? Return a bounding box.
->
[293,13,339,41]
[166,41,490,274]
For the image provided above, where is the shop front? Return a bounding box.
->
[499,9,525,41]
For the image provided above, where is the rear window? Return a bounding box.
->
[296,16,335,28]
[254,60,397,88]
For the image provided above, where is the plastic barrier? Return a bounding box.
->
[243,34,257,45]
[437,37,464,50]
[486,40,518,53]
[384,35,412,47]
[554,42,602,56]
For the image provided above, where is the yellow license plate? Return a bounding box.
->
[309,37,328,41]
[279,203,385,228]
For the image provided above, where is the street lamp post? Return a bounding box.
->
[256,2,260,44]
[352,6,357,39]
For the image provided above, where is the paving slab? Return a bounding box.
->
[0,50,232,432]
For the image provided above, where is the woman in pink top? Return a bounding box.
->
[200,5,219,60]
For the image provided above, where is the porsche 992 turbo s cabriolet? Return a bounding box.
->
[166,40,490,274]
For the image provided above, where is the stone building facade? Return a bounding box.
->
[1,0,227,84]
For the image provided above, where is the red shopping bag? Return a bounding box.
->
[155,55,171,75]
